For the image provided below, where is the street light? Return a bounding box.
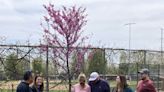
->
[161,28,163,64]
[124,23,135,77]
[125,23,136,64]
[158,28,163,92]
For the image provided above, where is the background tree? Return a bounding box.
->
[32,57,44,75]
[4,53,25,80]
[119,51,128,74]
[70,53,80,79]
[87,49,107,75]
[42,3,88,92]
[70,50,86,79]
[0,56,6,80]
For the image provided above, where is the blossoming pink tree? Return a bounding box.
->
[41,3,88,92]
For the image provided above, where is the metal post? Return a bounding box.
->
[157,64,160,92]
[137,63,139,84]
[144,50,146,66]
[39,39,42,58]
[28,40,31,70]
[103,49,106,74]
[160,28,163,92]
[125,23,135,63]
[125,23,136,75]
[161,28,163,64]
[46,45,49,92]
[27,34,32,70]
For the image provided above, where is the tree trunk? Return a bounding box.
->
[66,46,71,92]
[46,46,49,92]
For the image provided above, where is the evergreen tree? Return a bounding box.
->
[87,49,107,75]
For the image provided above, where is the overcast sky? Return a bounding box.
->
[0,0,164,50]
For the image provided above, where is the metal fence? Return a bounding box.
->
[0,44,164,92]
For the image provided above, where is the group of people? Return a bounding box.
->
[72,72,131,92]
[72,68,157,92]
[16,71,44,92]
[16,68,157,92]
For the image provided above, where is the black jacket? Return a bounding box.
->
[31,85,37,92]
[89,79,110,92]
[16,81,32,92]
[31,85,43,92]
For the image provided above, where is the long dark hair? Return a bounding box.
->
[34,75,44,92]
[116,75,128,92]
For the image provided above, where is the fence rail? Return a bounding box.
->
[0,44,164,92]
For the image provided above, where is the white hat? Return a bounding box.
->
[138,68,149,74]
[89,72,99,81]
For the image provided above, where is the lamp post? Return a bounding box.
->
[125,23,136,64]
[161,28,163,64]
[159,28,163,92]
[124,23,135,77]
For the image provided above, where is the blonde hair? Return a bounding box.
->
[78,73,86,82]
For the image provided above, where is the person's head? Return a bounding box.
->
[34,75,44,91]
[116,75,128,89]
[138,68,149,80]
[78,73,86,86]
[89,72,100,83]
[23,70,33,84]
